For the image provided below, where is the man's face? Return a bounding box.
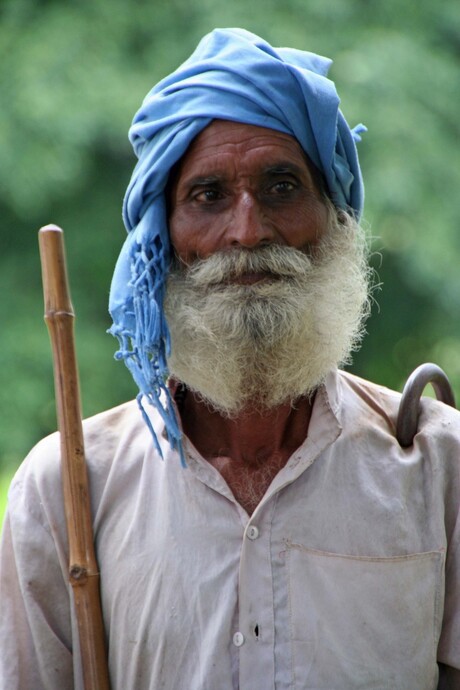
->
[168,120,329,266]
[165,120,369,415]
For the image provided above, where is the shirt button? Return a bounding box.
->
[247,525,259,540]
[233,632,245,647]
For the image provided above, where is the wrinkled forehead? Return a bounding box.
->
[167,119,327,201]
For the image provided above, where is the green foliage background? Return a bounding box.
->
[1,0,459,481]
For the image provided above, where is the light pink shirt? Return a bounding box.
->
[1,370,459,689]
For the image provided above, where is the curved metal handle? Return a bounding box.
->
[396,363,456,447]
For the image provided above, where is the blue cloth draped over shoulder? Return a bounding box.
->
[108,28,366,462]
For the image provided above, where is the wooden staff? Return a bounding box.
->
[38,224,111,690]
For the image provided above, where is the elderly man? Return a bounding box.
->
[1,28,459,690]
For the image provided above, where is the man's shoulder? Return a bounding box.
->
[82,398,146,453]
[336,369,402,419]
[339,369,402,401]
[4,398,166,539]
[8,400,149,515]
[338,368,460,442]
[30,398,144,464]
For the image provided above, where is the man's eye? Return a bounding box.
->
[194,188,222,203]
[268,180,297,195]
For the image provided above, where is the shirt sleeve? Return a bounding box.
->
[0,462,75,690]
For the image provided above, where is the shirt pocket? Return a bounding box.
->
[285,542,444,690]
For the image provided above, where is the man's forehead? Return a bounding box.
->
[183,120,303,159]
[171,119,324,192]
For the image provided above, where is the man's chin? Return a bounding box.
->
[169,367,324,419]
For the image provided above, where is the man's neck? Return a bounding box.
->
[176,387,315,514]
[179,390,314,464]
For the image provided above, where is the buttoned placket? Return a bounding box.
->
[230,394,341,689]
[235,499,277,689]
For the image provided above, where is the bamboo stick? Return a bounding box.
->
[38,224,111,690]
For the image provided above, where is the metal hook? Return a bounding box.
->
[396,363,456,447]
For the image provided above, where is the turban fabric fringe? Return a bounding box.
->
[108,28,366,462]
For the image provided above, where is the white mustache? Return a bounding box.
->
[174,245,313,287]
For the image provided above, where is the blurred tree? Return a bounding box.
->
[0,0,459,470]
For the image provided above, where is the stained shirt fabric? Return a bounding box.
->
[1,369,459,690]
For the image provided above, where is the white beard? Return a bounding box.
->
[164,209,371,416]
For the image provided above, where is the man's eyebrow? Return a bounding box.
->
[172,173,225,203]
[262,162,308,177]
[182,174,223,189]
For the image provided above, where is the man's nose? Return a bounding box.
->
[226,192,276,248]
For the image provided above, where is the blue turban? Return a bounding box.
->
[108,28,366,462]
